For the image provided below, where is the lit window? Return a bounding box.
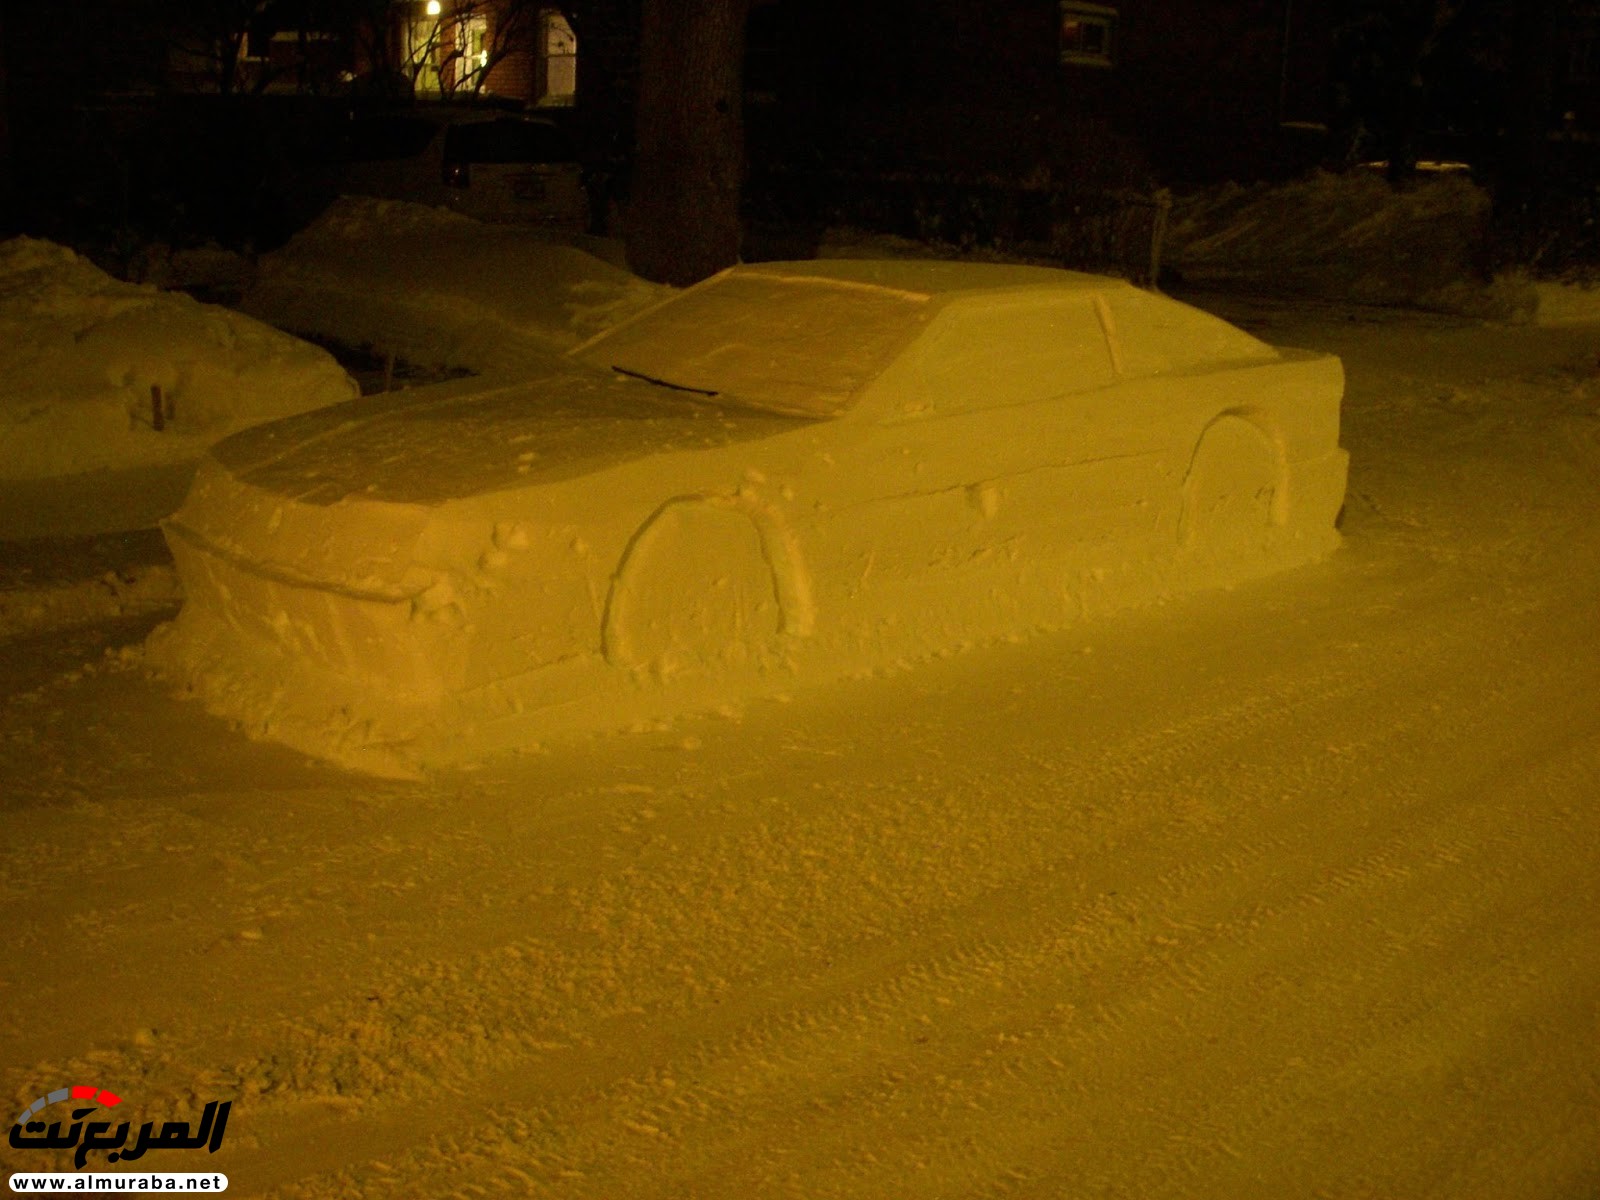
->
[540,9,577,102]
[1061,2,1116,68]
[455,13,488,90]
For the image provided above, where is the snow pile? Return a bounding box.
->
[1533,280,1600,326]
[0,238,358,481]
[242,197,670,374]
[0,564,181,640]
[132,241,257,299]
[1164,170,1538,319]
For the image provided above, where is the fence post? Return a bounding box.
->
[1147,188,1173,287]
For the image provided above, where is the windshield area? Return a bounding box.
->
[572,273,932,417]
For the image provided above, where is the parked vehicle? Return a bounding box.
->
[150,260,1348,775]
[337,108,585,231]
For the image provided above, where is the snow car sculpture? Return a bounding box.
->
[148,260,1348,775]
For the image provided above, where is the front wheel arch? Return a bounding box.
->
[601,494,813,677]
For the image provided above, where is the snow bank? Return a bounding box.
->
[1533,281,1600,326]
[0,237,358,482]
[241,197,670,374]
[0,564,181,640]
[1164,170,1538,319]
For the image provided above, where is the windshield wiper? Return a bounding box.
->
[611,366,720,397]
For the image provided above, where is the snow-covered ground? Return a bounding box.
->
[3,259,1599,1198]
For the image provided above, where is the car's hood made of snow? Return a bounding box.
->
[207,361,817,507]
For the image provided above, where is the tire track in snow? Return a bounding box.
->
[414,639,1599,1200]
[240,685,1600,1198]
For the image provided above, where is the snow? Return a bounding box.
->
[1533,279,1600,326]
[0,207,669,540]
[0,237,358,536]
[142,263,1345,776]
[0,563,181,642]
[1164,170,1542,320]
[240,197,670,374]
[4,204,1600,1196]
[0,237,357,479]
[572,266,937,415]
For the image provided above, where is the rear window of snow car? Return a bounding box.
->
[573,274,931,417]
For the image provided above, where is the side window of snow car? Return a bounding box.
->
[916,297,1116,413]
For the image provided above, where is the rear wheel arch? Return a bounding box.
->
[1178,407,1290,549]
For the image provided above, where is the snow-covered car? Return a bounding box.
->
[148,260,1348,775]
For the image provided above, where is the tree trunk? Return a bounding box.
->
[627,0,747,286]
[1500,0,1557,209]
[0,2,11,234]
[1380,0,1445,186]
[568,0,638,237]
